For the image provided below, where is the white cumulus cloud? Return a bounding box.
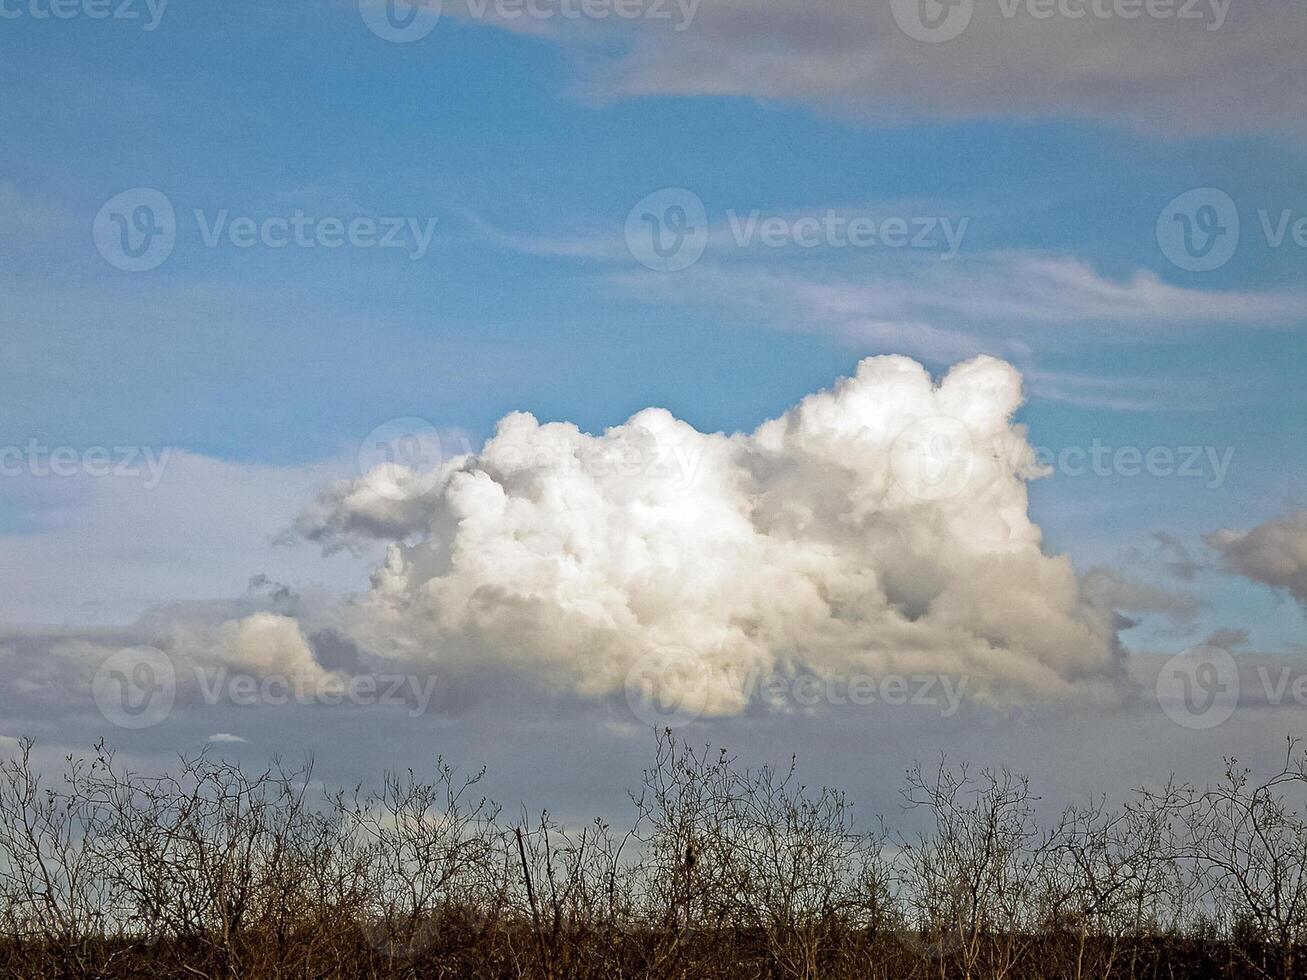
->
[297,354,1126,713]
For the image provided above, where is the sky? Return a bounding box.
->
[1,0,1306,822]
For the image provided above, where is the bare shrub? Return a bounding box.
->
[632,731,890,979]
[1172,740,1307,980]
[2,732,1307,979]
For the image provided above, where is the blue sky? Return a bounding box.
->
[1,0,1306,807]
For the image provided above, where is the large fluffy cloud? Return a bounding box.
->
[298,355,1124,712]
[1207,510,1307,610]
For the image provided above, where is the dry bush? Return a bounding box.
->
[632,736,890,978]
[2,730,1307,978]
[1170,741,1307,980]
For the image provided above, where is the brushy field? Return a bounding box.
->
[3,731,1307,979]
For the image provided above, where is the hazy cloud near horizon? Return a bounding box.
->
[1208,510,1307,611]
[3,352,1299,730]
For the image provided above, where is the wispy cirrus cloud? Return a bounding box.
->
[460,0,1307,141]
[610,253,1307,381]
[457,198,1307,402]
[1019,372,1201,413]
[638,253,1307,328]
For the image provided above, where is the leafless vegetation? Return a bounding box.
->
[2,732,1307,978]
